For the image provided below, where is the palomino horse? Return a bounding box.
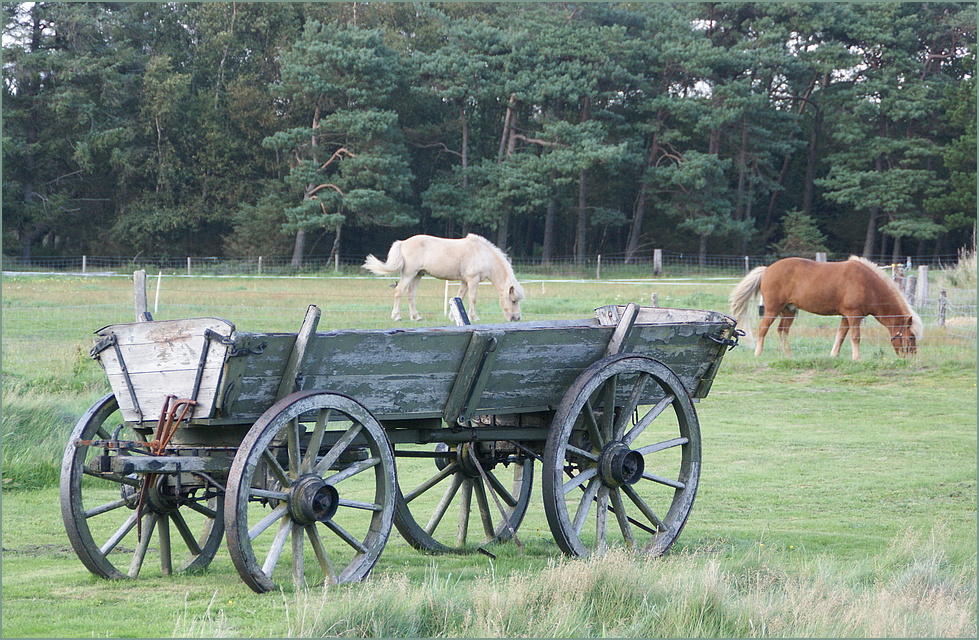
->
[363,234,525,322]
[729,256,921,360]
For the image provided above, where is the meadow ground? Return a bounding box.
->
[2,271,975,637]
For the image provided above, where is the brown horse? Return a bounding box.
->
[729,256,921,360]
[363,233,525,322]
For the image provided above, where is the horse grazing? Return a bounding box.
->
[363,234,525,322]
[729,256,921,360]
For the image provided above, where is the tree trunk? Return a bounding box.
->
[802,103,823,217]
[291,229,306,268]
[575,96,591,266]
[542,171,557,265]
[625,182,649,264]
[625,133,661,263]
[765,73,821,233]
[496,94,518,249]
[863,207,880,258]
[328,223,343,264]
[575,168,588,265]
[460,101,469,189]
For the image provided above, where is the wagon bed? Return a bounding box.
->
[63,303,739,593]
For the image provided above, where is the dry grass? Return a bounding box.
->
[175,525,974,638]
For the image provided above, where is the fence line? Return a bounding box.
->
[1,250,968,277]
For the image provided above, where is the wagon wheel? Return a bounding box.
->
[542,354,701,558]
[224,390,396,593]
[61,393,224,580]
[393,441,534,553]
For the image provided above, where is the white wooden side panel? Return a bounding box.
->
[95,318,234,422]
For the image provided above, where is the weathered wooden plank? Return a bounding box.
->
[442,330,505,425]
[274,305,321,402]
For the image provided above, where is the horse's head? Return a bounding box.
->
[500,281,525,322]
[888,315,919,356]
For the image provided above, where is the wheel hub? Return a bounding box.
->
[289,475,339,524]
[599,442,645,487]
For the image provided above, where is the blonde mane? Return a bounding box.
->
[847,256,923,338]
[468,234,525,299]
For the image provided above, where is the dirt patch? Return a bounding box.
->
[2,544,73,556]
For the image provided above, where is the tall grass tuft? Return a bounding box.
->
[1,380,105,490]
[176,526,975,638]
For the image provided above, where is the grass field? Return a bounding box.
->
[1,271,976,637]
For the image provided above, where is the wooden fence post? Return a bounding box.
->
[596,254,602,279]
[82,255,87,273]
[133,269,151,321]
[653,249,662,276]
[903,274,917,306]
[939,290,947,326]
[187,257,192,276]
[915,265,929,307]
[815,252,827,262]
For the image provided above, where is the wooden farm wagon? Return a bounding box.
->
[61,302,739,593]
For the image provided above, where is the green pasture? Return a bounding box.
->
[1,272,976,637]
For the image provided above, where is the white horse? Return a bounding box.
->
[363,234,525,322]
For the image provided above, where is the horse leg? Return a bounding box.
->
[830,317,849,357]
[456,281,478,322]
[406,273,424,321]
[465,277,480,322]
[776,309,797,357]
[391,277,406,321]
[849,316,862,361]
[755,309,778,356]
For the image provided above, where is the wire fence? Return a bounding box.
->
[1,250,968,278]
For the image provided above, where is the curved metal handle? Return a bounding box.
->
[707,328,743,351]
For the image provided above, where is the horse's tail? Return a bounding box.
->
[729,266,767,345]
[362,240,404,276]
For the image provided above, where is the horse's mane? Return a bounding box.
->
[847,256,923,338]
[467,234,525,297]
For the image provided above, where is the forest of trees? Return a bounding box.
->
[3,2,976,267]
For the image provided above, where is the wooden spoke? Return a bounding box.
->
[425,473,464,535]
[248,504,288,540]
[159,514,172,575]
[302,409,332,474]
[623,395,675,446]
[261,449,291,488]
[128,512,158,578]
[609,488,634,549]
[403,462,458,503]
[571,478,601,536]
[635,436,688,456]
[323,457,379,486]
[622,484,666,531]
[261,519,293,577]
[613,372,651,441]
[312,424,364,476]
[324,519,369,554]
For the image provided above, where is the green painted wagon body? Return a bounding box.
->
[62,303,739,593]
